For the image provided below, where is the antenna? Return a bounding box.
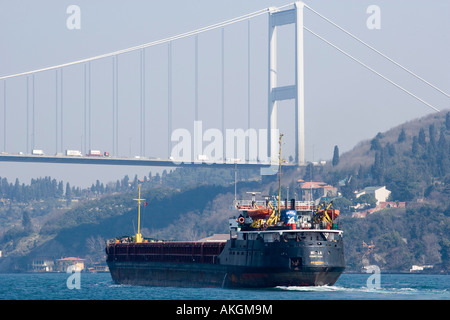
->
[234,162,237,201]
[133,184,145,243]
[277,133,286,218]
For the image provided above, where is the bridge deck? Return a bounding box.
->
[0,154,301,168]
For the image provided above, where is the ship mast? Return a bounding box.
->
[133,184,145,243]
[277,133,285,218]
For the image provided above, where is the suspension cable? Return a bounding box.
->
[304,4,450,100]
[304,26,440,112]
[0,7,270,80]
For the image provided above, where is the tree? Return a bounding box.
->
[13,178,22,201]
[412,136,419,155]
[418,128,426,146]
[66,182,72,201]
[57,181,64,198]
[370,136,381,150]
[354,193,377,208]
[446,112,450,131]
[429,124,436,146]
[371,152,384,184]
[132,175,138,189]
[22,211,33,233]
[121,175,130,189]
[398,128,406,143]
[66,182,72,199]
[436,130,449,176]
[303,163,314,181]
[333,196,353,212]
[332,145,340,166]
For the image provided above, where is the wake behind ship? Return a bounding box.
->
[105,191,345,288]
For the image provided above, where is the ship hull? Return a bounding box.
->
[108,261,227,287]
[108,261,344,288]
[106,230,345,288]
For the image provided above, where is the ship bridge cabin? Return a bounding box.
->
[231,195,342,244]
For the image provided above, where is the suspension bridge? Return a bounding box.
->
[0,1,446,172]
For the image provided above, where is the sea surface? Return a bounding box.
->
[0,272,448,300]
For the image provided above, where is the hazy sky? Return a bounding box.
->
[0,0,449,187]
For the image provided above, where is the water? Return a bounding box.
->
[0,272,448,300]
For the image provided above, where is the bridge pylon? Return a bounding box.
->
[268,1,305,165]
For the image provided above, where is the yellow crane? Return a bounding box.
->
[249,133,284,229]
[133,184,146,243]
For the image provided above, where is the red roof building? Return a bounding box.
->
[297,179,337,201]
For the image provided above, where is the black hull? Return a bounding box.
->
[107,261,344,288]
[106,230,345,288]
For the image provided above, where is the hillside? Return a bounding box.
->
[325,110,450,205]
[0,169,262,272]
[0,111,449,273]
[323,110,450,272]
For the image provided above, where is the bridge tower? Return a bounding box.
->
[268,1,305,165]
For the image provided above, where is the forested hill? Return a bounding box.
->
[0,167,262,272]
[323,110,450,273]
[326,110,450,207]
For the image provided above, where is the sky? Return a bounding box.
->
[0,0,449,188]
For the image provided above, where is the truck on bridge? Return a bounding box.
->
[65,150,82,157]
[87,150,110,157]
[32,149,45,156]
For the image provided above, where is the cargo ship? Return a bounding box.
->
[105,135,345,288]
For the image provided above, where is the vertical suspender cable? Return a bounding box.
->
[140,49,144,157]
[247,19,251,161]
[84,63,87,155]
[3,81,6,152]
[221,28,225,156]
[195,35,199,122]
[140,50,142,157]
[26,76,29,153]
[112,56,115,156]
[60,68,64,153]
[55,70,58,154]
[143,49,146,158]
[88,61,91,152]
[115,56,119,156]
[32,74,35,151]
[168,42,172,157]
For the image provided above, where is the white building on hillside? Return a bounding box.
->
[356,186,391,204]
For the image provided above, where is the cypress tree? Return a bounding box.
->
[429,124,436,147]
[332,145,340,166]
[446,112,450,130]
[418,128,426,146]
[398,128,406,143]
[412,136,419,155]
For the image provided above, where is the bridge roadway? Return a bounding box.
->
[0,154,298,170]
